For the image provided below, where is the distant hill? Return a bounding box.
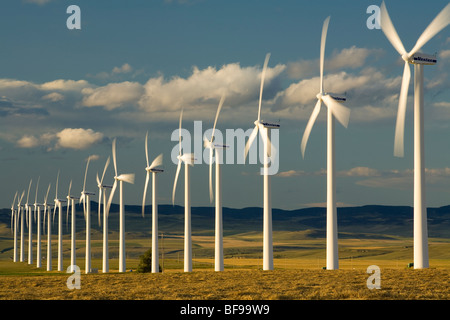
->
[2,203,450,239]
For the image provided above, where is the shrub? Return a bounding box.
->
[137,248,162,273]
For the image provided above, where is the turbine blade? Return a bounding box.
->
[149,154,163,170]
[244,125,259,162]
[257,53,271,121]
[212,95,226,141]
[380,1,407,55]
[45,183,51,203]
[26,179,32,204]
[394,61,411,158]
[112,138,118,177]
[172,160,182,205]
[83,157,91,192]
[321,94,351,128]
[410,3,450,56]
[34,176,40,204]
[101,156,110,184]
[301,99,322,158]
[118,173,135,184]
[179,109,183,156]
[106,180,117,219]
[145,131,150,168]
[142,171,150,218]
[12,191,18,209]
[320,16,331,93]
[55,170,60,199]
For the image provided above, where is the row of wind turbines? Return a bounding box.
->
[8,2,450,273]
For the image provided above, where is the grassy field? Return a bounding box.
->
[1,228,450,300]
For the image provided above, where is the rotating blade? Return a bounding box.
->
[410,3,450,56]
[142,171,150,218]
[172,160,182,206]
[244,125,259,162]
[394,61,411,158]
[380,1,407,56]
[301,99,322,158]
[257,53,271,121]
[321,94,350,128]
[320,16,331,93]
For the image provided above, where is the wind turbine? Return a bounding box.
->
[42,183,52,271]
[11,191,19,262]
[80,156,96,274]
[379,1,450,269]
[142,131,164,273]
[106,139,135,273]
[33,177,43,268]
[24,179,33,264]
[172,109,196,272]
[97,157,112,273]
[300,16,351,270]
[204,95,228,272]
[17,190,25,262]
[53,170,66,271]
[66,180,79,273]
[244,53,280,271]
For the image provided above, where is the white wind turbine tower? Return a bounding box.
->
[172,109,196,272]
[80,156,96,274]
[17,190,25,262]
[42,183,52,271]
[379,1,450,269]
[11,191,19,262]
[97,157,112,273]
[24,179,33,264]
[204,96,228,272]
[244,53,280,271]
[142,131,164,273]
[33,177,44,268]
[106,139,135,273]
[66,180,79,273]
[300,16,351,271]
[53,171,66,271]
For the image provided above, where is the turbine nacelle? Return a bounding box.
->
[411,52,437,65]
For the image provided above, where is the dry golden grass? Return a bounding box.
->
[1,266,449,300]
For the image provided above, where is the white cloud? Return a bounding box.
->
[112,63,133,74]
[16,128,103,150]
[42,92,64,102]
[286,46,383,79]
[55,128,104,150]
[40,79,91,92]
[16,135,40,148]
[137,62,286,116]
[82,81,144,110]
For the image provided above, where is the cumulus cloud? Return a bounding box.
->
[138,62,286,114]
[42,92,64,102]
[16,128,104,150]
[82,81,144,110]
[286,46,383,79]
[55,128,104,149]
[16,135,40,148]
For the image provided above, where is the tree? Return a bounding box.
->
[137,248,161,273]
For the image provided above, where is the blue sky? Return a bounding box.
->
[1,0,450,210]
